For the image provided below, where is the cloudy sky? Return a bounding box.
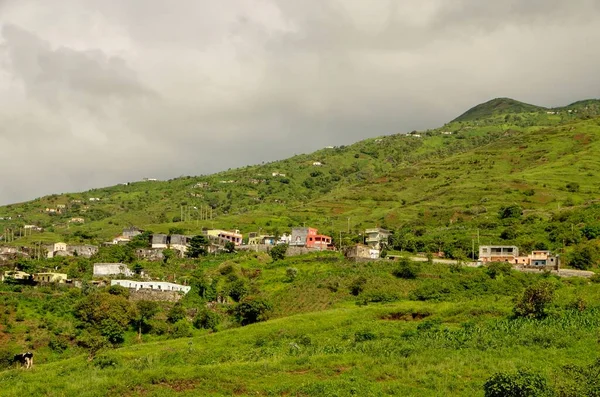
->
[1,0,599,204]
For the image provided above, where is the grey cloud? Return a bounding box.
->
[0,1,599,204]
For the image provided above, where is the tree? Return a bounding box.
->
[225,241,236,253]
[233,297,272,325]
[193,309,221,331]
[498,205,523,220]
[162,248,175,264]
[167,303,186,324]
[349,276,367,296]
[75,292,134,345]
[270,244,288,261]
[392,257,420,279]
[227,279,249,302]
[133,301,159,341]
[285,267,298,282]
[187,235,209,258]
[567,243,600,270]
[513,281,555,319]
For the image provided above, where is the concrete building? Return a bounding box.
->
[515,250,560,269]
[151,234,168,249]
[479,245,519,263]
[365,228,390,250]
[1,270,31,282]
[110,280,191,294]
[93,263,133,278]
[33,272,68,284]
[344,244,380,261]
[123,227,142,239]
[248,233,276,245]
[47,242,68,258]
[290,227,332,249]
[205,230,243,246]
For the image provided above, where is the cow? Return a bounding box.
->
[13,352,34,369]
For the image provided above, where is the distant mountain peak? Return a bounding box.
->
[453,97,546,122]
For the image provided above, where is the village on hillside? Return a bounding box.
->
[1,222,574,302]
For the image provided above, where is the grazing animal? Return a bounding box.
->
[13,352,34,369]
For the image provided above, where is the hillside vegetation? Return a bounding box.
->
[1,98,600,262]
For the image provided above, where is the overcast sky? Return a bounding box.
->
[1,0,599,205]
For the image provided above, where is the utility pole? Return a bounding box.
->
[347,217,351,234]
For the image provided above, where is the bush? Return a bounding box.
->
[93,353,121,369]
[170,320,193,338]
[227,279,249,302]
[354,329,376,342]
[567,243,600,270]
[233,297,272,326]
[167,304,187,324]
[0,349,14,370]
[349,276,367,296]
[483,369,554,397]
[193,309,221,331]
[486,262,513,279]
[392,258,420,279]
[285,267,299,282]
[566,182,580,192]
[513,281,555,319]
[270,244,288,261]
[499,205,523,219]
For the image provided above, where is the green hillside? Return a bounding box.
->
[3,97,600,396]
[452,97,546,122]
[2,255,600,396]
[1,97,600,259]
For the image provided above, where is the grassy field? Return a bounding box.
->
[2,253,600,396]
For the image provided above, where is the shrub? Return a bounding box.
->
[233,297,272,326]
[486,262,513,279]
[93,353,121,369]
[483,369,554,397]
[567,243,600,270]
[566,182,580,192]
[227,279,249,302]
[0,349,14,370]
[499,205,523,219]
[167,304,187,324]
[349,276,367,296]
[170,320,193,338]
[193,309,221,331]
[392,258,420,279]
[270,244,288,261]
[285,267,299,282]
[513,281,555,319]
[354,329,376,342]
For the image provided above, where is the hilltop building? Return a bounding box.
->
[365,228,390,250]
[110,280,191,294]
[33,273,68,284]
[290,227,332,250]
[478,246,519,263]
[93,263,133,278]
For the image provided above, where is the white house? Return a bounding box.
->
[93,263,133,277]
[110,280,191,294]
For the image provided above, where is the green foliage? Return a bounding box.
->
[270,244,288,261]
[285,267,298,282]
[392,258,420,279]
[108,285,130,298]
[567,242,599,270]
[499,205,523,220]
[233,296,272,326]
[349,276,367,296]
[224,241,236,253]
[187,235,209,258]
[566,182,580,193]
[75,292,134,343]
[227,279,249,302]
[170,320,193,338]
[134,300,159,337]
[193,309,221,331]
[167,304,187,324]
[486,262,513,279]
[483,369,554,397]
[513,281,555,319]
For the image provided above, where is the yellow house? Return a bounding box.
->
[34,273,68,283]
[1,270,30,282]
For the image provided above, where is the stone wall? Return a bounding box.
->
[129,289,183,302]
